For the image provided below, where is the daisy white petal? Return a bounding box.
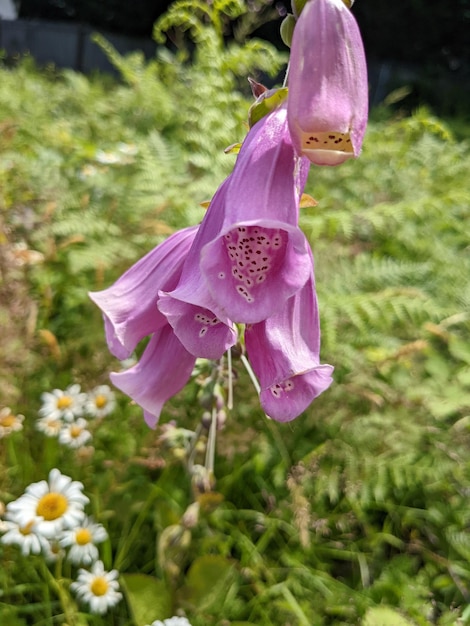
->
[147,618,193,626]
[36,414,63,437]
[85,385,116,418]
[0,518,50,556]
[39,384,87,422]
[60,517,108,566]
[0,407,25,438]
[58,418,92,449]
[6,468,88,538]
[71,560,122,615]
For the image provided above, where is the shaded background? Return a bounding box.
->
[9,0,470,114]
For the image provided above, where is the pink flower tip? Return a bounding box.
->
[287,0,368,166]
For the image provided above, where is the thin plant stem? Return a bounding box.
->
[187,423,204,472]
[205,406,217,474]
[227,348,233,410]
[240,354,260,394]
[283,61,290,88]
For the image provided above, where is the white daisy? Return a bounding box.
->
[39,384,87,422]
[58,418,92,449]
[6,468,88,538]
[71,560,122,615]
[0,518,50,556]
[85,385,116,419]
[36,414,63,437]
[147,618,193,626]
[59,517,108,565]
[0,407,25,438]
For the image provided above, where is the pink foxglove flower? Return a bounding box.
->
[245,250,333,421]
[287,0,368,166]
[158,178,238,360]
[89,225,198,360]
[110,324,196,428]
[200,104,312,324]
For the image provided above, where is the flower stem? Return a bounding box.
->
[227,348,233,410]
[240,354,261,394]
[205,406,217,474]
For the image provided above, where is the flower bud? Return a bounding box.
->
[287,0,368,166]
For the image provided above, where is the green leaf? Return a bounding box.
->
[180,554,233,611]
[448,336,470,365]
[121,574,172,626]
[362,607,415,626]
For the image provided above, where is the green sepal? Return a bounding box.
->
[291,0,307,18]
[248,87,288,128]
[280,14,296,48]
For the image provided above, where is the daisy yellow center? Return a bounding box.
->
[91,576,109,596]
[57,396,72,410]
[20,521,35,535]
[75,528,92,545]
[36,492,68,520]
[70,425,83,438]
[94,395,107,409]
[0,414,15,427]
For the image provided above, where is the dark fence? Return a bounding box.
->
[1,17,469,115]
[0,18,156,74]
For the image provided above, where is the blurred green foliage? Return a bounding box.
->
[1,1,470,624]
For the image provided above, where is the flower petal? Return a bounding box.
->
[200,105,312,323]
[245,250,333,421]
[287,0,368,166]
[110,325,196,428]
[89,225,198,359]
[158,178,237,359]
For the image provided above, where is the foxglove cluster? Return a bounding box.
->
[90,0,367,426]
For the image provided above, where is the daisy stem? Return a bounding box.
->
[6,436,18,471]
[40,559,85,626]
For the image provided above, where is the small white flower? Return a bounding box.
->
[6,468,89,538]
[85,385,116,418]
[147,618,193,626]
[71,560,122,615]
[60,517,108,565]
[58,418,92,449]
[0,407,25,438]
[39,384,87,422]
[95,149,120,165]
[0,518,50,556]
[36,414,63,437]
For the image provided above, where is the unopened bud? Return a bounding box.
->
[182,502,200,529]
[217,409,227,430]
[280,14,296,48]
[191,464,215,495]
[201,410,212,429]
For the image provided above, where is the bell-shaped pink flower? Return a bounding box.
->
[287,0,368,166]
[158,178,238,360]
[245,250,333,421]
[89,226,198,360]
[110,324,196,428]
[200,104,312,324]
